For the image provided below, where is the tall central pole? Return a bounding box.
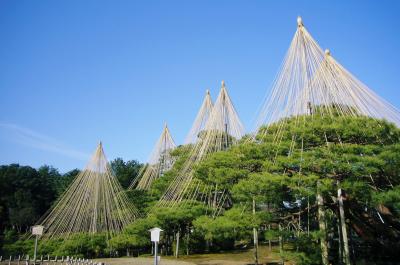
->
[224,123,228,149]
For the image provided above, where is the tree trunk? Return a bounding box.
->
[337,216,343,263]
[317,183,329,265]
[268,224,272,251]
[279,224,284,265]
[338,188,351,265]
[307,196,310,236]
[213,184,218,208]
[253,198,259,265]
[175,230,180,258]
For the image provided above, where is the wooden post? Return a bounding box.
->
[298,207,301,237]
[279,224,284,265]
[175,230,180,258]
[338,188,351,265]
[186,226,190,255]
[317,182,329,265]
[252,198,259,265]
[268,224,272,251]
[307,196,310,236]
[337,215,343,264]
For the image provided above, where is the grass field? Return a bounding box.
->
[95,245,292,265]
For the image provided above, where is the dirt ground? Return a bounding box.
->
[95,257,195,265]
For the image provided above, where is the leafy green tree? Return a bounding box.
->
[0,164,57,233]
[110,158,142,189]
[56,169,80,195]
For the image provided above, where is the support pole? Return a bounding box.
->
[154,242,158,265]
[338,188,351,265]
[337,216,343,264]
[175,230,180,258]
[224,123,228,149]
[307,196,310,236]
[317,182,329,265]
[34,235,39,262]
[279,224,284,265]
[252,198,259,265]
[186,226,190,255]
[268,224,272,251]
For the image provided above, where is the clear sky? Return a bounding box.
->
[1,0,399,172]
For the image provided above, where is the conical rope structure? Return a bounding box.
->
[256,16,400,134]
[156,81,245,211]
[184,89,214,144]
[129,124,176,190]
[37,142,139,239]
[254,17,400,265]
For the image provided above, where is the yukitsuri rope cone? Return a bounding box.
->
[254,17,400,265]
[130,124,176,190]
[184,89,214,144]
[255,16,400,133]
[156,81,245,212]
[37,142,139,239]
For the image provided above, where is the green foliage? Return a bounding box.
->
[56,169,80,196]
[373,185,400,213]
[2,238,34,257]
[110,158,142,189]
[2,113,400,263]
[125,189,152,212]
[150,145,193,198]
[52,233,108,258]
[232,173,287,205]
[193,207,255,250]
[0,164,58,233]
[1,230,34,256]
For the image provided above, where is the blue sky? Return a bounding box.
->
[1,1,399,172]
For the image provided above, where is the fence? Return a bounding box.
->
[0,255,99,265]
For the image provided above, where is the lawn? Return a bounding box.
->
[95,245,291,265]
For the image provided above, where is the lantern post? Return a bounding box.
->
[149,227,163,265]
[32,225,44,263]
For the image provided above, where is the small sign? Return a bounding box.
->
[149,227,163,242]
[32,225,44,236]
